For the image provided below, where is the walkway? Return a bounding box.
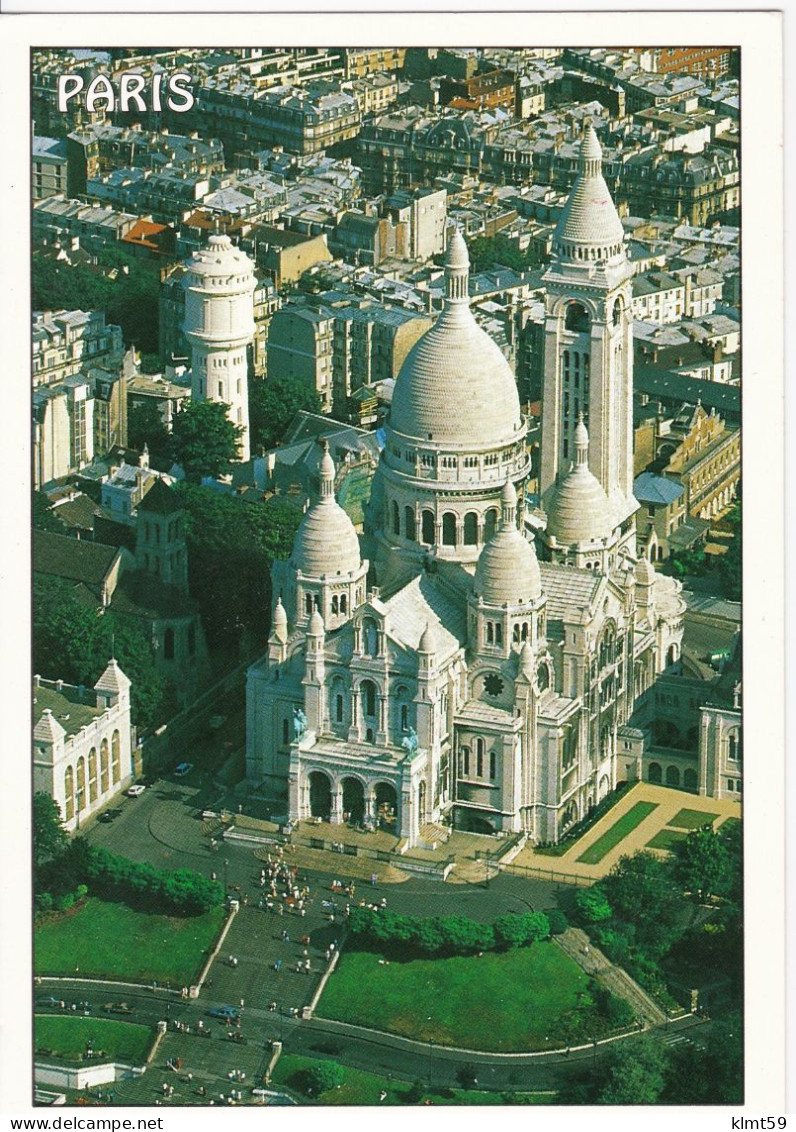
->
[555,927,667,1026]
[510,782,740,882]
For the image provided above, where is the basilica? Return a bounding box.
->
[245,126,686,846]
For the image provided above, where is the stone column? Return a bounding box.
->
[330,782,343,824]
[376,696,388,746]
[348,689,361,742]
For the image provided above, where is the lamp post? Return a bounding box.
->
[223,857,230,894]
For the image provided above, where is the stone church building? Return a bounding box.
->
[246,126,687,845]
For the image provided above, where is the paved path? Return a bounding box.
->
[555,927,667,1026]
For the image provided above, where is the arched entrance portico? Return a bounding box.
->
[342,776,365,825]
[309,771,332,820]
[374,782,398,831]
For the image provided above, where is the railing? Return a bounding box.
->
[499,861,595,887]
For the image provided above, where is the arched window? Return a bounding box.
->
[486,622,494,645]
[464,512,478,545]
[405,506,416,541]
[305,594,313,615]
[489,751,496,780]
[88,748,98,803]
[421,509,435,545]
[728,729,742,764]
[476,738,485,777]
[666,765,680,787]
[111,732,120,784]
[340,593,347,614]
[400,704,409,732]
[331,595,339,614]
[64,766,74,822]
[565,302,590,332]
[513,624,521,643]
[484,508,498,540]
[100,741,109,793]
[336,694,344,723]
[76,756,86,812]
[667,644,679,667]
[683,767,698,790]
[495,623,503,645]
[164,627,175,661]
[442,512,457,546]
[392,500,400,536]
[361,680,376,717]
[649,762,662,784]
[521,623,529,641]
[461,747,470,777]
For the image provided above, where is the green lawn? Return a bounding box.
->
[669,808,720,831]
[719,817,741,834]
[35,1015,153,1066]
[272,1054,553,1105]
[576,801,659,865]
[317,942,590,1051]
[646,828,688,852]
[35,898,225,984]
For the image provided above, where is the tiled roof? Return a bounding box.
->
[34,530,120,591]
[538,563,602,620]
[634,472,684,505]
[384,574,466,657]
[33,685,102,738]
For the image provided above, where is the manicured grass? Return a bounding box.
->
[35,897,225,984]
[34,1015,153,1066]
[646,828,688,851]
[669,808,720,831]
[317,942,590,1052]
[576,801,658,865]
[272,1054,553,1105]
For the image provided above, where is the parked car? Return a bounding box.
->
[127,784,146,797]
[35,995,62,1009]
[174,762,194,777]
[101,1002,132,1015]
[207,1005,239,1021]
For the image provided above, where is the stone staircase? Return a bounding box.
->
[416,822,450,850]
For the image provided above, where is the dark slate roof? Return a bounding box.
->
[34,530,120,592]
[110,571,196,621]
[634,367,740,421]
[34,684,102,737]
[137,477,184,516]
[633,472,684,505]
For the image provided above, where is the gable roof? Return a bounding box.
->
[633,472,685,505]
[34,530,120,594]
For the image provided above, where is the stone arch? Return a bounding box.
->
[598,774,610,800]
[442,512,457,546]
[727,727,742,764]
[421,508,435,545]
[611,295,625,326]
[99,740,109,793]
[64,765,75,822]
[359,678,378,721]
[648,761,662,784]
[666,765,681,787]
[341,776,365,825]
[76,756,86,813]
[391,500,400,536]
[565,301,590,333]
[362,617,378,656]
[561,798,578,832]
[111,731,121,784]
[666,644,679,667]
[484,508,498,541]
[308,770,332,820]
[683,767,698,791]
[374,782,398,830]
[463,511,478,545]
[404,505,416,541]
[88,748,98,804]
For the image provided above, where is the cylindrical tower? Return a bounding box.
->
[183,234,256,463]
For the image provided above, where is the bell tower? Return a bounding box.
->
[540,124,637,552]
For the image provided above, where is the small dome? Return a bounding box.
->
[418,622,436,653]
[475,526,542,606]
[501,479,518,507]
[552,124,625,251]
[291,449,362,579]
[546,422,615,546]
[272,597,288,640]
[308,609,325,636]
[518,641,535,678]
[580,123,603,162]
[292,501,361,578]
[446,227,469,270]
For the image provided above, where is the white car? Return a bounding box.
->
[127,784,146,797]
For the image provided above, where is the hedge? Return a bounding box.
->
[347,905,550,957]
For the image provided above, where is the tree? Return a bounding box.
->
[33,793,68,870]
[249,373,322,454]
[601,852,683,954]
[127,401,171,461]
[664,1011,742,1104]
[303,1061,345,1095]
[597,1036,669,1104]
[673,824,732,901]
[170,399,242,483]
[575,886,613,924]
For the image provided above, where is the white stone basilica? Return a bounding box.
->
[246,126,685,845]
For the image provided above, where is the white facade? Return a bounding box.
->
[33,661,134,832]
[246,139,687,846]
[183,235,256,463]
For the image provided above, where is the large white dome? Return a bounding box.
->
[389,233,523,448]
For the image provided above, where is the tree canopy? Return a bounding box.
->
[33,575,165,730]
[249,372,322,454]
[127,401,171,462]
[33,792,68,871]
[170,398,243,483]
[672,824,732,901]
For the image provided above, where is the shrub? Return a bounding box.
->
[547,909,568,936]
[575,886,613,924]
[304,1061,345,1095]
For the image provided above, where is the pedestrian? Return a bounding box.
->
[371,872,377,886]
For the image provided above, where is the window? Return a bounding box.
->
[461,747,470,777]
[442,513,457,546]
[392,500,400,535]
[476,738,485,777]
[489,751,496,780]
[484,673,504,697]
[421,509,435,545]
[464,512,478,545]
[404,506,415,541]
[336,695,344,723]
